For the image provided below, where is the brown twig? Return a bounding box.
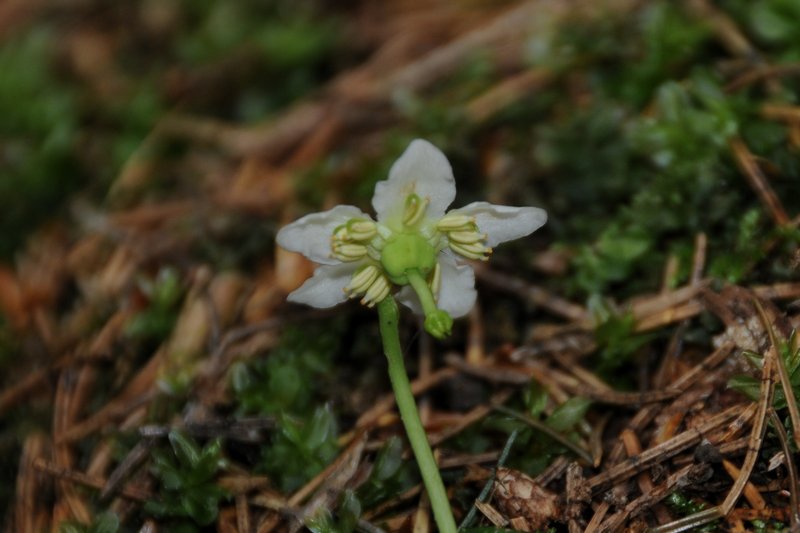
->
[33,458,151,501]
[730,136,790,226]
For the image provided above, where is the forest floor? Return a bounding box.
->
[2,0,800,531]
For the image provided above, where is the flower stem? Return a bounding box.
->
[405,269,438,315]
[377,296,457,533]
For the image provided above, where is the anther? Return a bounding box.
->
[346,219,378,241]
[361,275,390,307]
[447,230,487,244]
[437,213,475,232]
[332,224,349,242]
[449,241,492,261]
[345,265,379,296]
[332,242,368,261]
[402,193,430,227]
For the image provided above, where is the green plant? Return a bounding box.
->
[59,512,120,533]
[125,267,184,342]
[144,431,228,528]
[261,405,339,492]
[356,436,416,509]
[306,490,361,533]
[729,330,800,410]
[591,297,655,372]
[230,321,340,416]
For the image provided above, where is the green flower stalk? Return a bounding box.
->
[277,139,547,532]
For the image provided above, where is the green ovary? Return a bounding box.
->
[380,233,436,284]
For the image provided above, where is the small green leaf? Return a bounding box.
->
[524,381,549,418]
[546,397,591,432]
[306,406,336,451]
[94,512,120,533]
[169,431,202,468]
[372,436,403,481]
[338,490,361,532]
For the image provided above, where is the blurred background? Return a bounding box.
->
[2,0,800,531]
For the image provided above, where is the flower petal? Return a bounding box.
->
[435,252,477,318]
[396,252,476,319]
[372,139,456,225]
[276,205,371,265]
[395,286,422,316]
[450,202,547,247]
[287,263,359,308]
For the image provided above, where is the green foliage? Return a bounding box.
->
[59,512,120,533]
[0,29,81,259]
[356,436,417,509]
[523,381,549,419]
[125,268,184,342]
[262,405,340,492]
[231,321,341,415]
[306,490,361,533]
[462,529,550,533]
[528,2,710,107]
[231,320,344,492]
[664,492,718,531]
[729,330,800,410]
[534,104,635,235]
[570,224,653,295]
[553,71,753,296]
[749,518,788,533]
[721,0,800,60]
[708,208,765,283]
[610,3,711,106]
[144,432,228,527]
[254,17,340,70]
[591,297,655,372]
[486,395,592,475]
[545,397,592,433]
[176,1,341,122]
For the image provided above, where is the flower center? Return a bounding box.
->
[380,233,436,285]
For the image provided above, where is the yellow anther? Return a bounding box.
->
[448,230,486,245]
[346,219,378,241]
[402,193,430,227]
[345,265,379,296]
[449,241,492,261]
[332,242,368,261]
[361,275,390,307]
[436,213,475,232]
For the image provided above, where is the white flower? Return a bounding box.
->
[276,139,547,324]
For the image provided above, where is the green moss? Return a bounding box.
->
[145,432,229,527]
[0,29,81,259]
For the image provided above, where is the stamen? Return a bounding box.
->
[429,262,441,303]
[447,230,487,244]
[345,265,379,296]
[402,193,430,227]
[361,275,390,307]
[437,213,475,231]
[332,224,349,241]
[449,241,492,261]
[346,218,377,241]
[332,242,368,261]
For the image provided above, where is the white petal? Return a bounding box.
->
[372,139,456,225]
[276,205,371,265]
[395,286,423,316]
[396,252,476,319]
[287,263,359,308]
[450,202,547,247]
[436,252,477,318]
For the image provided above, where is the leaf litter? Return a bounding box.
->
[2,0,800,531]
